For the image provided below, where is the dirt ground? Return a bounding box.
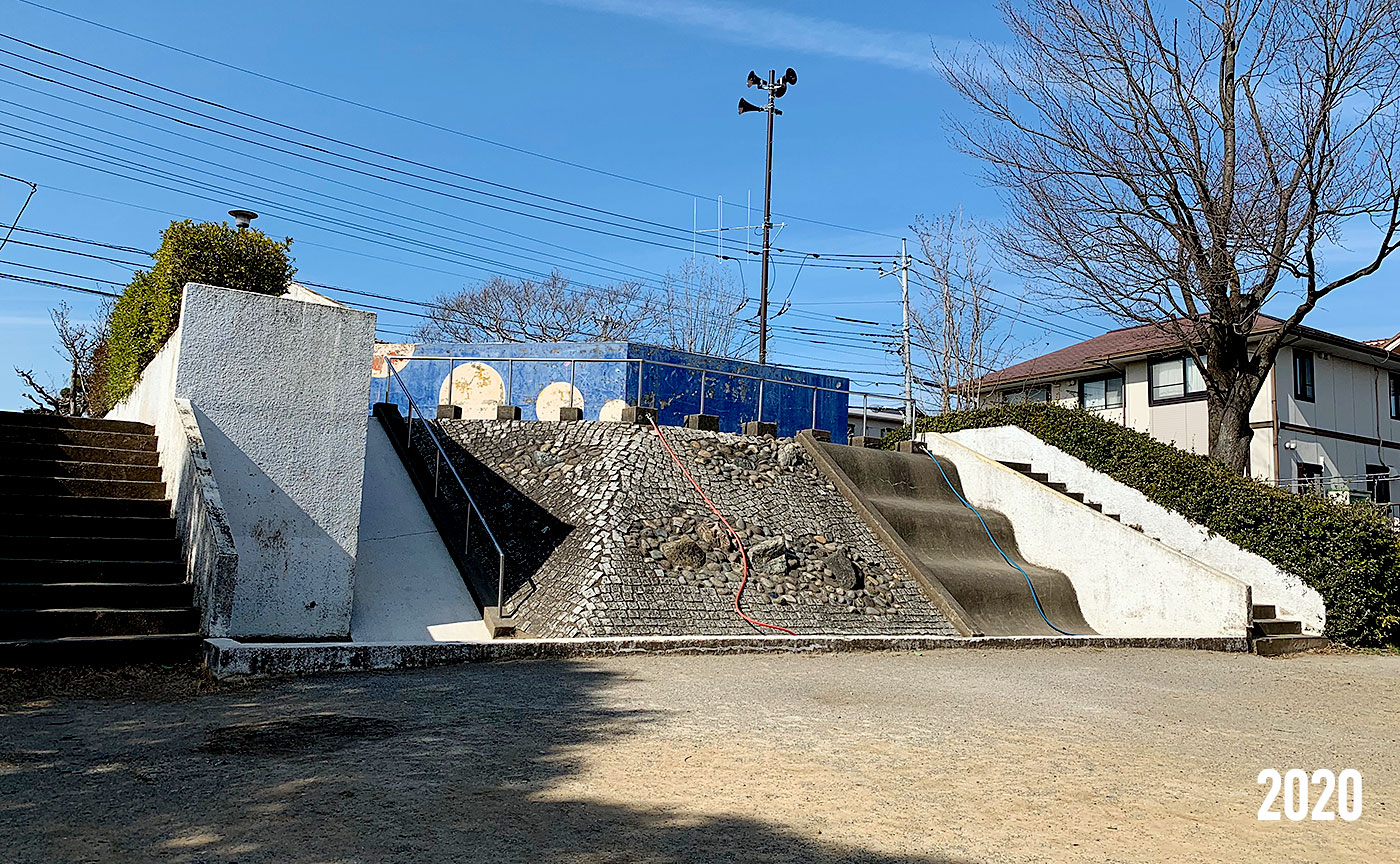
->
[1,647,1396,864]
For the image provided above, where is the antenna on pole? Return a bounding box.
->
[738,66,798,365]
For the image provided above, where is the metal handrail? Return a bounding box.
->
[383,362,509,616]
[382,354,899,438]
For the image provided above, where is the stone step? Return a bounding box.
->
[0,558,185,584]
[0,582,193,610]
[0,607,199,638]
[1254,618,1303,636]
[0,475,166,499]
[0,458,162,482]
[999,461,1034,474]
[0,494,170,519]
[0,441,160,467]
[0,410,153,436]
[1,535,181,562]
[0,633,201,666]
[0,514,176,539]
[1254,635,1329,656]
[0,425,156,451]
[1253,604,1277,620]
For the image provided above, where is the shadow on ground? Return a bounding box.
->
[0,661,969,864]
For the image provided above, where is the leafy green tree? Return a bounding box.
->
[104,220,294,406]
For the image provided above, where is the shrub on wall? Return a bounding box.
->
[103,220,295,407]
[884,404,1400,646]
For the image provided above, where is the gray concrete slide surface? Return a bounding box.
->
[818,443,1093,637]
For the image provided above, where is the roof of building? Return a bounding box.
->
[980,314,1399,388]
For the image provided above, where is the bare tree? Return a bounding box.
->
[909,211,1018,411]
[658,257,753,358]
[938,0,1400,472]
[415,272,660,343]
[13,301,108,415]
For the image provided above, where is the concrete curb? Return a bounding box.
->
[203,634,1251,679]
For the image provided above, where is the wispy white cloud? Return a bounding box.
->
[542,0,941,72]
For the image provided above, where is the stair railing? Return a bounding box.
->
[383,362,508,617]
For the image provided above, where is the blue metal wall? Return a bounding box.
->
[370,341,850,443]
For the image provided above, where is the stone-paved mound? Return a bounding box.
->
[427,420,957,638]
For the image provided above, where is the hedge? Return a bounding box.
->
[884,404,1400,646]
[104,220,294,407]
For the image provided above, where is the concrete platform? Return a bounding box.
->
[203,633,1249,678]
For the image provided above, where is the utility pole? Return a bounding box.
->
[738,67,797,365]
[901,237,914,431]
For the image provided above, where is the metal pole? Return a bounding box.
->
[699,370,707,416]
[569,360,576,409]
[758,69,776,366]
[811,385,818,430]
[406,397,414,451]
[637,359,644,406]
[901,238,914,431]
[498,554,506,616]
[863,393,869,438]
[757,378,764,423]
[385,364,394,407]
[449,360,458,410]
[434,449,441,498]
[507,359,514,410]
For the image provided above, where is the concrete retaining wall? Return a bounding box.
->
[939,426,1325,634]
[112,282,376,639]
[109,340,239,636]
[920,433,1251,638]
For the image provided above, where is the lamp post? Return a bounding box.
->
[738,67,797,366]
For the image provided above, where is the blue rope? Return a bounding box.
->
[924,451,1079,636]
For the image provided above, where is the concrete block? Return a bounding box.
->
[436,404,462,420]
[557,407,583,422]
[684,413,720,432]
[496,405,522,421]
[742,421,777,437]
[897,440,926,454]
[807,429,832,443]
[850,436,882,449]
[620,406,658,425]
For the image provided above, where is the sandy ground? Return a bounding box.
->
[1,647,1396,863]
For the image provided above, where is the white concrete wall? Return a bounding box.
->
[173,283,376,639]
[918,432,1252,638]
[109,341,240,636]
[939,425,1325,634]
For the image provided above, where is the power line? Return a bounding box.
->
[12,0,902,241]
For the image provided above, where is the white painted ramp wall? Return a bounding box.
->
[351,423,489,642]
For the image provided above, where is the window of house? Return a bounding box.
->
[1296,461,1325,494]
[1006,386,1050,405]
[1080,376,1124,410]
[1293,349,1316,402]
[1366,464,1392,505]
[1148,357,1206,403]
[1390,373,1399,420]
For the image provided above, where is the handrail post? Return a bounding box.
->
[862,393,869,438]
[434,448,441,498]
[506,359,514,410]
[569,359,576,409]
[498,554,506,617]
[385,362,394,407]
[637,359,644,406]
[757,378,764,423]
[699,370,706,416]
[811,386,818,430]
[449,359,458,411]
[407,395,415,451]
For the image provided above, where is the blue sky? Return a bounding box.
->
[0,0,1395,412]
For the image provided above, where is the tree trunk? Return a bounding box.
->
[1203,320,1265,476]
[1208,395,1255,475]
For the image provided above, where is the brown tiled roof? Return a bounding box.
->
[979,314,1288,387]
[981,313,1399,388]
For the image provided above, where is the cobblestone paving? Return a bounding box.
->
[430,420,957,638]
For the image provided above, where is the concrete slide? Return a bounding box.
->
[814,442,1094,637]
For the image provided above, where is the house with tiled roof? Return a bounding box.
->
[976,317,1400,511]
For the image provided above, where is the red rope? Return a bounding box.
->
[649,418,796,636]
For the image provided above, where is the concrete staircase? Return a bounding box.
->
[1001,459,1325,655]
[1251,604,1328,656]
[0,411,200,665]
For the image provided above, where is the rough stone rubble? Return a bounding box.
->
[429,419,958,638]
